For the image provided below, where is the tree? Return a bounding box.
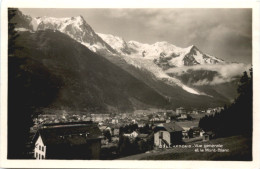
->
[8,8,31,159]
[198,69,253,137]
[8,8,61,159]
[8,8,19,56]
[103,130,112,142]
[118,136,131,156]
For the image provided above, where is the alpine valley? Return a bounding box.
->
[9,9,250,113]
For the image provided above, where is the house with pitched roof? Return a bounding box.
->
[32,121,102,160]
[154,122,184,148]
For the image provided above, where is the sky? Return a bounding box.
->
[20,8,252,64]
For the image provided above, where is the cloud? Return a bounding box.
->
[166,63,251,86]
[103,9,252,64]
[193,76,235,86]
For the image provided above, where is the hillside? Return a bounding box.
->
[10,8,238,111]
[10,30,170,113]
[101,54,229,109]
[118,135,252,160]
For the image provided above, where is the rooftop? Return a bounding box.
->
[33,122,102,146]
[155,122,184,132]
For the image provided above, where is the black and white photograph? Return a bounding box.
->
[1,0,260,168]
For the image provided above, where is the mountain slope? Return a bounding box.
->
[13,11,208,96]
[12,9,234,108]
[11,30,171,113]
[97,33,243,101]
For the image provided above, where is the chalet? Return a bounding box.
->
[188,127,204,138]
[32,122,102,160]
[176,107,186,115]
[154,122,184,148]
[203,131,215,141]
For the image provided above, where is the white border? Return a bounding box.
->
[1,0,260,168]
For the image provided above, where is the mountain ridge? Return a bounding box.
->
[11,30,173,113]
[11,9,244,110]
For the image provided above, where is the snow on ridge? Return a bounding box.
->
[97,33,126,53]
[96,33,221,95]
[29,15,116,55]
[30,15,88,34]
[23,11,222,96]
[122,56,203,95]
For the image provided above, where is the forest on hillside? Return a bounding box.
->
[199,68,253,137]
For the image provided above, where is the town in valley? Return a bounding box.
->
[31,107,222,160]
[7,8,252,161]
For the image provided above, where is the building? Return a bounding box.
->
[154,122,184,148]
[181,127,190,139]
[112,127,120,137]
[111,118,119,124]
[206,108,213,114]
[178,113,187,120]
[176,107,186,115]
[203,131,215,141]
[188,127,203,138]
[32,122,102,160]
[192,109,199,115]
[123,131,139,138]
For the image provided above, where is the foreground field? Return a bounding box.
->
[118,135,252,160]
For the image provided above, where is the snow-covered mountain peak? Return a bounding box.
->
[31,15,89,31]
[13,9,231,98]
[70,15,85,24]
[28,15,117,55]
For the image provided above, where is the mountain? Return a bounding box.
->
[11,9,238,109]
[97,34,228,96]
[13,11,208,96]
[10,29,230,113]
[97,33,243,101]
[10,29,173,113]
[97,33,224,68]
[97,33,134,55]
[11,9,33,30]
[14,11,117,56]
